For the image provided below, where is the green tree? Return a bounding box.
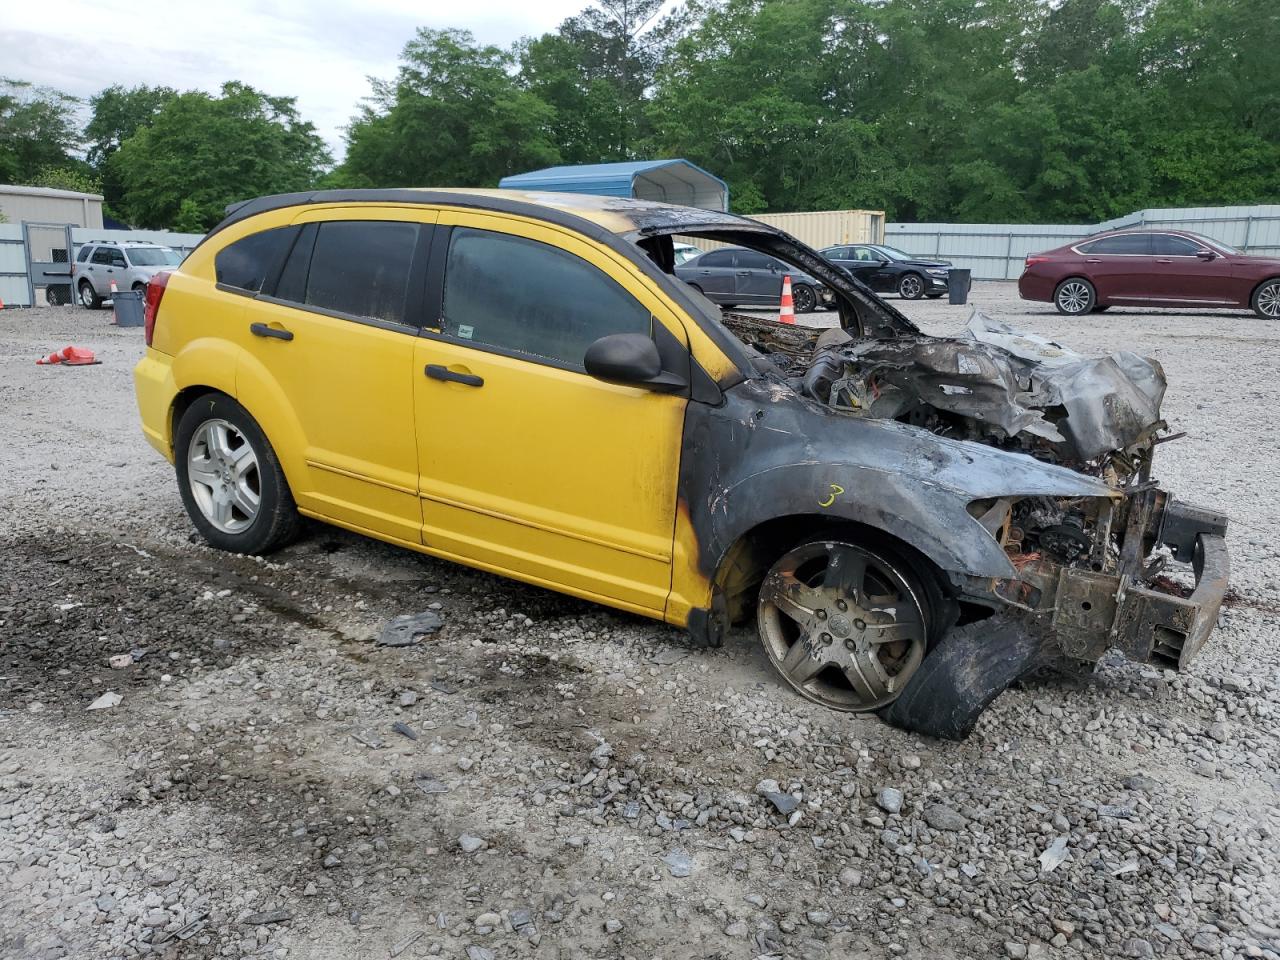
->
[334,29,559,188]
[110,81,329,230]
[522,0,678,162]
[85,84,178,214]
[0,78,80,185]
[29,163,101,195]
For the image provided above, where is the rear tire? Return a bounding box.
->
[925,293,944,299]
[174,393,301,555]
[879,613,1055,740]
[79,280,103,310]
[1091,304,1110,313]
[792,283,817,314]
[1252,279,1280,320]
[1054,277,1095,315]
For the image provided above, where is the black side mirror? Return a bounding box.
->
[584,333,687,393]
[1196,249,1217,261]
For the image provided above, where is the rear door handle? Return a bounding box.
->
[1156,258,1173,263]
[1085,258,1102,263]
[425,364,483,387]
[250,322,293,341]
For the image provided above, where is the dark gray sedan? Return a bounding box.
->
[675,246,832,312]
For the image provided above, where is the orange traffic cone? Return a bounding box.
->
[109,279,118,297]
[778,274,796,325]
[36,345,99,366]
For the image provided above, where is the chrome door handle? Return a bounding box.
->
[1085,258,1102,263]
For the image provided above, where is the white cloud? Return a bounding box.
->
[1,0,590,159]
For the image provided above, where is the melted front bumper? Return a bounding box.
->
[986,498,1230,670]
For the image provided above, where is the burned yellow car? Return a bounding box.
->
[133,189,1229,738]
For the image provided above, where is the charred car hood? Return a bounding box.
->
[796,312,1167,473]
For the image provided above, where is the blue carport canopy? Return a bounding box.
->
[499,159,728,212]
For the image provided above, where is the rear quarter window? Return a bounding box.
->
[215,226,300,293]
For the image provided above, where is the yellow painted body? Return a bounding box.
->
[134,198,722,626]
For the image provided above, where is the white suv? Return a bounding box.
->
[73,241,184,309]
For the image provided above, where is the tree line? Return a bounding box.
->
[1,0,1275,232]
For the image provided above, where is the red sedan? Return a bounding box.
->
[1018,229,1280,319]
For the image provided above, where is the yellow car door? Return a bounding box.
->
[235,206,435,543]
[412,210,690,615]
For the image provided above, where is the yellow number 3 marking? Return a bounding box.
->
[819,483,845,508]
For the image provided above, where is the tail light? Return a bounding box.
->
[143,271,170,346]
[1025,255,1049,267]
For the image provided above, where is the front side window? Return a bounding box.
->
[852,246,880,262]
[215,226,299,293]
[735,250,775,270]
[303,220,419,324]
[442,227,652,368]
[1150,234,1204,256]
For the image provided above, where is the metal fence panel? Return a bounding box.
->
[686,208,885,253]
[887,205,1280,280]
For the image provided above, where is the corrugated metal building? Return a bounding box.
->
[500,160,730,212]
[0,184,104,229]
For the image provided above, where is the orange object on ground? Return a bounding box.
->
[778,274,795,324]
[35,345,100,366]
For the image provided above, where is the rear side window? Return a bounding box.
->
[91,248,112,265]
[303,220,419,324]
[76,246,92,262]
[699,250,734,267]
[215,226,299,293]
[441,227,652,368]
[1083,234,1152,255]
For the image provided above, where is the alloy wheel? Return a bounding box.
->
[1257,282,1280,319]
[792,284,816,313]
[899,274,923,299]
[186,419,261,534]
[1056,281,1092,314]
[757,541,928,711]
[79,283,95,307]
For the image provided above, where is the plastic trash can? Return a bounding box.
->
[113,289,145,327]
[947,269,971,305]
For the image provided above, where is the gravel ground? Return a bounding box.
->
[2,284,1279,960]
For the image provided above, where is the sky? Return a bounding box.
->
[1,0,593,160]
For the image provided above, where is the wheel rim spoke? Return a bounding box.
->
[781,637,826,685]
[231,475,260,518]
[863,614,924,645]
[842,646,894,701]
[188,464,219,490]
[823,545,868,603]
[760,569,824,626]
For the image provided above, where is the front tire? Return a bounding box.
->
[898,273,925,300]
[880,614,1055,740]
[1054,277,1095,315]
[174,393,301,555]
[1252,279,1280,320]
[79,280,103,310]
[1091,304,1110,313]
[925,292,944,299]
[756,537,931,711]
[792,283,817,314]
